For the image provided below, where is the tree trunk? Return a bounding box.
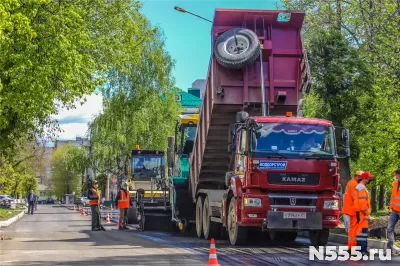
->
[378,185,385,210]
[336,0,342,30]
[371,186,377,213]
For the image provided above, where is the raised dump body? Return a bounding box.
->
[190,9,311,199]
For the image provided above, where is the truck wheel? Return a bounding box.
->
[227,198,248,245]
[195,196,204,238]
[214,28,260,69]
[202,196,220,239]
[309,229,329,246]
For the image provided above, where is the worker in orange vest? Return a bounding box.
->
[342,170,363,250]
[387,168,400,252]
[353,171,374,255]
[115,182,131,230]
[88,180,100,231]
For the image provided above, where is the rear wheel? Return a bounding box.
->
[309,229,329,246]
[202,196,220,239]
[227,198,248,245]
[195,196,204,238]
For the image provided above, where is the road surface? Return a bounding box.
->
[0,205,398,265]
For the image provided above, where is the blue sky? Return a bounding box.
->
[53,0,280,140]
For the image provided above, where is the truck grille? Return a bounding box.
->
[267,173,320,186]
[270,197,316,206]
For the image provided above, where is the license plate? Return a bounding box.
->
[283,212,306,219]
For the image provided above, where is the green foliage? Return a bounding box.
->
[51,144,86,198]
[304,26,373,160]
[0,0,166,159]
[280,0,399,189]
[88,18,180,175]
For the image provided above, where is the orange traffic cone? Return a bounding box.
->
[106,213,110,224]
[206,238,220,266]
[73,205,76,211]
[110,204,114,210]
[81,207,85,216]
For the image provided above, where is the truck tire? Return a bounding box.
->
[227,198,248,245]
[309,229,329,246]
[214,28,260,70]
[195,196,204,238]
[202,196,220,239]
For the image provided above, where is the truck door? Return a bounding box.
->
[235,130,247,172]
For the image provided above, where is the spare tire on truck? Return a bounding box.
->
[214,28,260,69]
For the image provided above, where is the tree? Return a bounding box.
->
[88,22,180,177]
[280,0,399,190]
[51,144,86,198]
[0,0,163,158]
[303,27,373,187]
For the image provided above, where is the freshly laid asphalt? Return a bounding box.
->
[0,205,398,265]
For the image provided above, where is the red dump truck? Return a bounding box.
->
[167,8,350,246]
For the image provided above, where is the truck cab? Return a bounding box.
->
[222,111,349,245]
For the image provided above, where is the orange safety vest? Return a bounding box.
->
[389,181,400,212]
[342,178,358,215]
[89,188,99,206]
[353,183,370,217]
[118,190,130,209]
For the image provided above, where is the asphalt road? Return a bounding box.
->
[0,205,399,266]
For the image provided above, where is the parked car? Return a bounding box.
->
[74,197,88,207]
[0,195,16,209]
[46,198,55,204]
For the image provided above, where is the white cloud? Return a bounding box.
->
[52,93,103,140]
[53,93,103,123]
[57,123,90,140]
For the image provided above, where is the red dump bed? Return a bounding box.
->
[189,9,311,199]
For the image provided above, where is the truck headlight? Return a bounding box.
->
[324,200,339,210]
[244,198,262,207]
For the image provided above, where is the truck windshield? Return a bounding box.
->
[132,155,164,180]
[252,123,335,157]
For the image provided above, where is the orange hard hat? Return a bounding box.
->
[354,170,364,176]
[361,171,374,179]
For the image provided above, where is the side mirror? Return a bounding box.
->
[225,172,233,188]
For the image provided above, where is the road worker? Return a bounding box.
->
[115,181,131,230]
[353,171,374,255]
[342,170,363,250]
[88,180,100,231]
[387,168,400,253]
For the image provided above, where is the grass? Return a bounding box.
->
[371,209,388,217]
[0,208,20,221]
[16,203,27,210]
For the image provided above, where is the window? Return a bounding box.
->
[40,192,46,196]
[240,130,247,153]
[253,123,336,157]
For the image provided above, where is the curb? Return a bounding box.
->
[0,210,25,228]
[298,231,400,251]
